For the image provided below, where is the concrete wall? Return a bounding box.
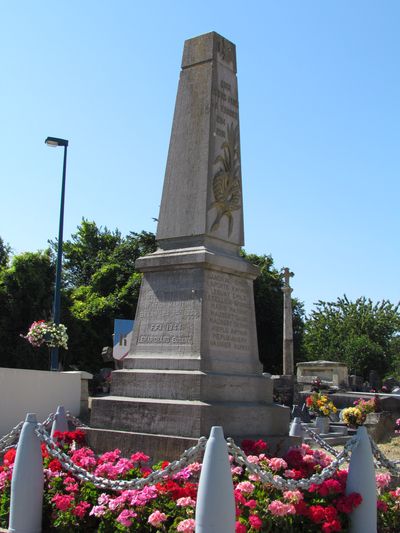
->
[0,368,80,436]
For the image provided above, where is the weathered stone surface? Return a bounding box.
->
[89,32,293,457]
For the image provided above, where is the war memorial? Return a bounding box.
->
[88,32,291,459]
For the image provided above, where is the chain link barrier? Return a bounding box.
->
[369,437,400,476]
[227,435,360,491]
[302,425,340,457]
[302,422,400,476]
[2,409,400,489]
[66,411,89,429]
[0,422,23,454]
[35,423,207,491]
[0,414,54,455]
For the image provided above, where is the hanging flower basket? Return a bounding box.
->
[21,320,68,350]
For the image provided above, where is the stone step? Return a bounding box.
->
[111,368,272,402]
[90,396,290,439]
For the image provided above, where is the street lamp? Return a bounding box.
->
[45,136,69,371]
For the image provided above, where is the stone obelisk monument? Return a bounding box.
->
[89,32,290,459]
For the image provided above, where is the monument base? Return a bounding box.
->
[85,426,300,462]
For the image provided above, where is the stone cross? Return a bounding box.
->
[282,267,294,375]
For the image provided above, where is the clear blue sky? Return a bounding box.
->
[1,1,399,315]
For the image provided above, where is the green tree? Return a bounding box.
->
[58,221,156,371]
[0,237,11,268]
[303,296,400,378]
[0,250,54,369]
[242,252,305,373]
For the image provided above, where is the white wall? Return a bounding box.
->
[0,368,80,436]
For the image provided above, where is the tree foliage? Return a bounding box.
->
[0,221,305,374]
[242,252,305,373]
[0,250,54,369]
[303,296,400,378]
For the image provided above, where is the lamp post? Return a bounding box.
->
[45,136,69,371]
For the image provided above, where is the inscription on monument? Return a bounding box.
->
[205,271,250,353]
[137,285,199,346]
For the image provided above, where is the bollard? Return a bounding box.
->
[9,413,43,533]
[289,417,304,438]
[346,426,377,533]
[195,426,235,533]
[51,405,69,438]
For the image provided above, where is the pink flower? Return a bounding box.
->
[247,455,260,464]
[148,510,167,527]
[71,447,97,469]
[245,499,257,509]
[116,509,137,527]
[249,515,262,529]
[376,472,391,489]
[249,473,260,482]
[236,481,255,494]
[52,493,74,511]
[95,462,120,479]
[187,462,202,473]
[236,522,247,533]
[268,457,288,471]
[177,518,196,532]
[268,500,296,516]
[173,467,192,480]
[284,469,296,478]
[89,505,106,517]
[72,501,90,519]
[283,490,303,503]
[130,451,150,464]
[97,493,111,505]
[176,496,196,506]
[114,458,134,475]
[231,466,243,475]
[99,449,121,464]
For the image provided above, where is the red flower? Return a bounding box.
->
[322,519,342,532]
[48,459,62,472]
[3,448,16,466]
[324,505,338,522]
[241,439,267,456]
[335,493,362,514]
[377,500,388,512]
[309,505,326,523]
[294,500,309,516]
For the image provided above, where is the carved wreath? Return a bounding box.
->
[209,122,241,236]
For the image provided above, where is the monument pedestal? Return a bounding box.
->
[88,32,294,460]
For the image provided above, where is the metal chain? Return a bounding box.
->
[302,425,340,457]
[0,421,23,452]
[66,411,89,428]
[35,423,207,491]
[369,437,400,475]
[227,435,359,491]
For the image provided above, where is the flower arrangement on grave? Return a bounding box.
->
[341,407,366,427]
[21,320,68,350]
[353,396,379,416]
[305,392,337,418]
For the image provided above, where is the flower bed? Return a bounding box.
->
[0,432,399,532]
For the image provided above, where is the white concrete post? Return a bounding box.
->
[346,426,377,533]
[50,404,68,438]
[289,417,304,438]
[9,413,43,533]
[195,426,235,533]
